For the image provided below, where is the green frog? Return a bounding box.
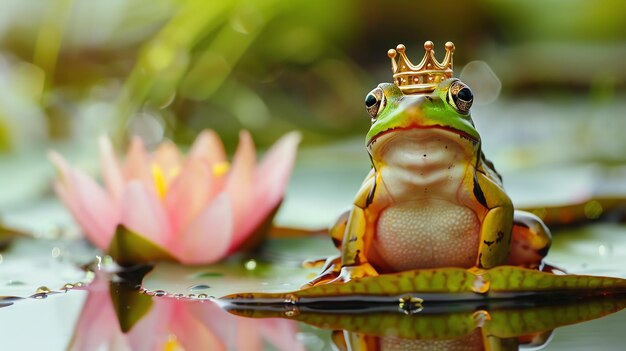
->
[308,42,551,286]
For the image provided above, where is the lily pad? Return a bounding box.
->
[141,237,336,298]
[222,266,626,304]
[0,238,95,298]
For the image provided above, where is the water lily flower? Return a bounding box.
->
[50,130,300,265]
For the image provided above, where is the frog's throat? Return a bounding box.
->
[367,125,479,150]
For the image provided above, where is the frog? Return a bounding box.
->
[307,42,551,286]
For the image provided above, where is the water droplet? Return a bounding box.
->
[244,259,257,271]
[284,305,300,317]
[197,293,208,299]
[398,296,424,315]
[284,294,299,304]
[472,310,491,327]
[174,294,184,299]
[51,247,61,258]
[32,293,48,299]
[189,284,210,291]
[471,275,490,294]
[62,283,74,290]
[187,294,196,299]
[154,290,167,297]
[74,282,84,288]
[36,286,51,294]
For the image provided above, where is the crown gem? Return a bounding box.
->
[388,41,455,94]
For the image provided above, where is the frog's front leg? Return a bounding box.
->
[304,206,377,286]
[306,173,381,286]
[470,172,514,269]
[332,205,379,282]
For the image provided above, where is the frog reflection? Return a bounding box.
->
[309,42,551,285]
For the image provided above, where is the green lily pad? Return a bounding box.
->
[222,266,626,304]
[0,237,95,298]
[108,225,175,265]
[141,236,336,298]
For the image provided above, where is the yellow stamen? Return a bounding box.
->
[212,161,230,177]
[151,165,168,199]
[163,334,184,351]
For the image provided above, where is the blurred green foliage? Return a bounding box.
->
[0,0,624,151]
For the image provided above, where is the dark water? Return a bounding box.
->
[1,231,626,350]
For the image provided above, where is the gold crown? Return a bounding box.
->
[387,41,455,94]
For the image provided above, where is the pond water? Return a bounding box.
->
[1,223,625,350]
[3,111,626,350]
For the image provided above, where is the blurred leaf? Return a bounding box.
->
[108,225,175,265]
[110,280,154,333]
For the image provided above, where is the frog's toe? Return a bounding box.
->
[303,261,341,288]
[303,271,339,288]
[329,263,379,284]
[303,254,340,270]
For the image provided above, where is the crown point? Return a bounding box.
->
[387,41,456,94]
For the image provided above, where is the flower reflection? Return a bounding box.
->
[70,271,304,351]
[50,130,300,265]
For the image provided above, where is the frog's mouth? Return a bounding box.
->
[367,125,479,150]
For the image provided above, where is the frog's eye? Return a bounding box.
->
[447,81,473,114]
[365,87,386,120]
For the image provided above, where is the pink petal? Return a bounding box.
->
[236,318,264,351]
[69,275,124,351]
[99,136,125,203]
[120,181,172,249]
[234,132,301,248]
[188,129,227,166]
[261,319,305,351]
[168,302,225,351]
[151,140,182,181]
[50,151,118,250]
[164,159,214,235]
[226,131,256,249]
[174,192,233,264]
[190,301,235,344]
[126,298,174,351]
[123,136,152,186]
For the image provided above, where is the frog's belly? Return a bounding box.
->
[373,200,480,271]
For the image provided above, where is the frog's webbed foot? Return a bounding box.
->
[302,255,341,287]
[326,263,378,285]
[303,261,378,287]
